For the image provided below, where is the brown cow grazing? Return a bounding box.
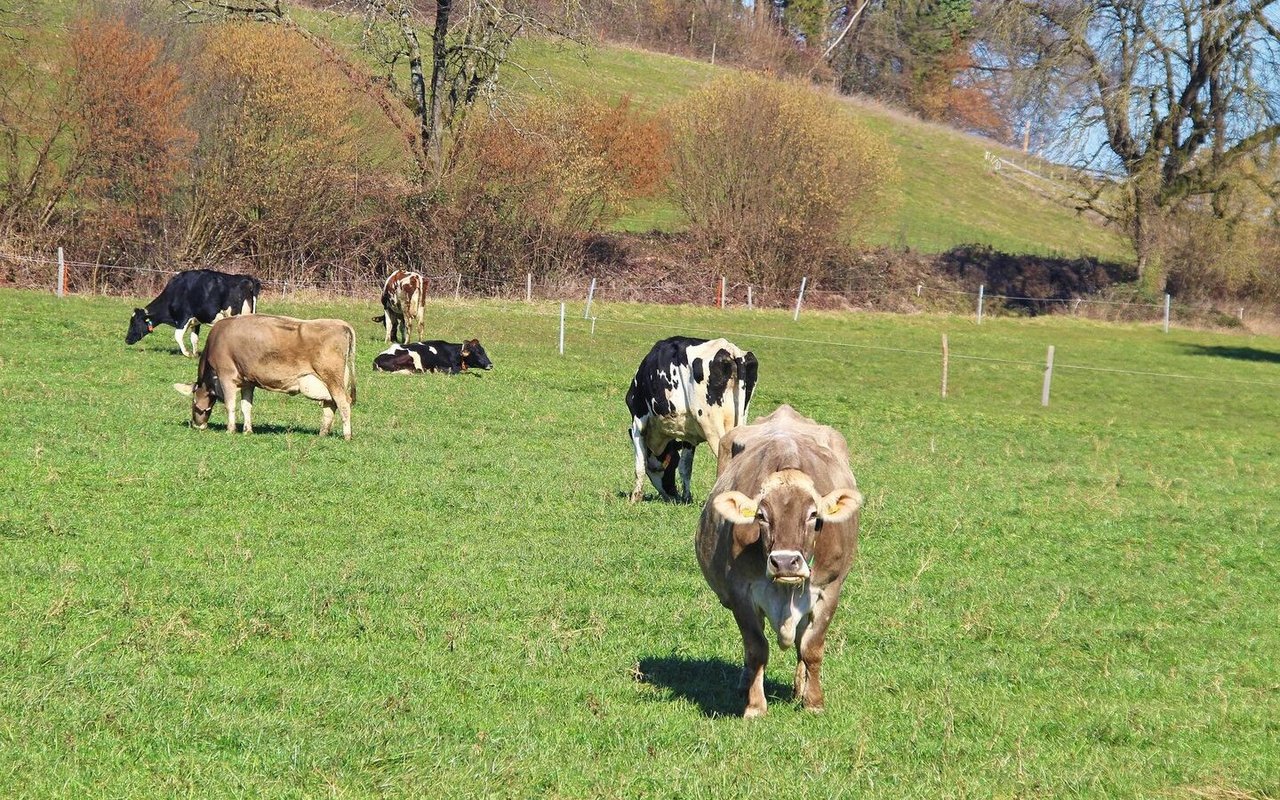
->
[173,315,357,440]
[696,405,863,717]
[375,270,426,344]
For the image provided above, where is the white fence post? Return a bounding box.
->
[977,284,985,324]
[1041,345,1055,407]
[747,285,753,309]
[1163,294,1170,333]
[583,277,596,319]
[559,303,565,355]
[793,276,808,321]
[917,284,923,298]
[455,273,461,300]
[526,273,532,303]
[941,333,949,399]
[719,276,726,309]
[56,247,65,297]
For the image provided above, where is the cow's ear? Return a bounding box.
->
[713,491,757,524]
[173,383,194,396]
[818,488,863,523]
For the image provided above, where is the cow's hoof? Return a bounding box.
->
[629,492,643,503]
[743,705,766,719]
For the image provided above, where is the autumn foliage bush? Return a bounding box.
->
[434,94,668,288]
[669,73,896,288]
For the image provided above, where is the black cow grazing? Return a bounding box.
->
[372,339,493,374]
[125,269,261,357]
[626,336,758,503]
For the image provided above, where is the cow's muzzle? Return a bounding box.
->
[767,550,810,586]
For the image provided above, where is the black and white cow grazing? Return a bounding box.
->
[125,269,261,357]
[372,339,493,374]
[626,336,758,503]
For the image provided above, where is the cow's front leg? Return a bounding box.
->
[174,320,191,357]
[319,402,336,436]
[629,421,647,503]
[796,587,841,712]
[677,444,695,503]
[240,385,255,434]
[732,602,770,718]
[383,312,394,343]
[189,322,200,356]
[224,385,239,433]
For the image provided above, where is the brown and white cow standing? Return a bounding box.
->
[696,405,863,717]
[376,270,426,344]
[174,314,357,440]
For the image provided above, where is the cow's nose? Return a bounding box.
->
[768,551,806,578]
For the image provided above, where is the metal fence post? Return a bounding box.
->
[793,276,808,321]
[559,303,565,355]
[584,277,596,319]
[1041,345,1055,407]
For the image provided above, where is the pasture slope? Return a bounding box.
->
[1,287,1277,798]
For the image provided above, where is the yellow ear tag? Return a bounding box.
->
[741,506,756,520]
[827,503,840,515]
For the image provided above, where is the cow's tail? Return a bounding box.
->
[345,326,357,405]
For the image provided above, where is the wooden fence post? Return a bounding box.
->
[559,303,565,355]
[526,273,532,303]
[56,247,65,297]
[1163,294,1170,333]
[977,285,985,324]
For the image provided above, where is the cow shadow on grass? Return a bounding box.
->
[1181,344,1280,363]
[637,655,791,718]
[168,420,315,436]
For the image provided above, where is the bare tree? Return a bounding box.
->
[173,0,585,178]
[984,1,1280,283]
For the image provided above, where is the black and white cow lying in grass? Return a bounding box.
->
[372,339,493,374]
[125,269,261,357]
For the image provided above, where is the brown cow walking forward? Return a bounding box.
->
[696,405,863,717]
[174,315,357,440]
[376,270,426,344]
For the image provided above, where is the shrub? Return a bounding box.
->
[668,73,896,287]
[435,94,669,287]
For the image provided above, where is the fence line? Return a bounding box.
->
[425,295,1280,390]
[4,248,1273,332]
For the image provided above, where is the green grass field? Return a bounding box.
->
[1,288,1277,797]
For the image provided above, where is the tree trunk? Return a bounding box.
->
[400,7,429,159]
[425,0,452,170]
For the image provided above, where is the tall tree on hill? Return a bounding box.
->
[982,0,1280,286]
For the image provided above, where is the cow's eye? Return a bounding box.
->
[807,509,819,523]
[754,510,768,525]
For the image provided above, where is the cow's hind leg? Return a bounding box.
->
[383,311,394,343]
[334,391,353,441]
[731,603,770,718]
[240,385,255,434]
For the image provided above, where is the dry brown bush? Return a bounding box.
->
[177,22,363,279]
[434,94,669,289]
[1163,211,1280,304]
[669,73,896,288]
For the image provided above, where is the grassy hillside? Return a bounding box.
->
[291,6,1131,261]
[503,41,1132,261]
[2,288,1278,796]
